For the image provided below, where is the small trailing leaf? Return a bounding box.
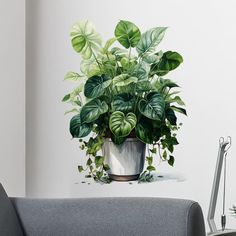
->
[162,150,167,160]
[147,166,156,171]
[87,158,92,166]
[113,74,138,87]
[78,165,84,172]
[95,156,105,168]
[70,114,93,138]
[111,93,135,112]
[139,92,165,121]
[64,71,85,81]
[80,98,108,123]
[171,105,187,116]
[115,20,141,48]
[70,21,102,59]
[62,94,70,102]
[136,27,167,56]
[168,155,175,166]
[109,111,137,137]
[146,156,153,166]
[84,75,111,98]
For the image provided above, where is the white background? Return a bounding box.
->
[1,0,236,231]
[0,0,25,196]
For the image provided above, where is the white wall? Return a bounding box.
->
[0,0,25,196]
[26,0,236,230]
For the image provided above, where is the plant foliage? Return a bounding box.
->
[63,19,186,183]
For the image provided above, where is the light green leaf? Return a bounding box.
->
[70,21,102,59]
[115,20,141,48]
[166,95,185,106]
[136,80,153,92]
[84,75,111,98]
[109,111,137,137]
[152,78,179,93]
[69,84,84,102]
[113,74,138,87]
[136,27,167,56]
[64,71,85,81]
[102,38,116,53]
[80,57,101,77]
[134,62,150,80]
[64,108,79,115]
[70,114,93,138]
[139,92,165,121]
[111,93,135,112]
[95,156,105,168]
[80,98,108,123]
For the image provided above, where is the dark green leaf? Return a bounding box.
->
[115,20,141,48]
[86,158,92,166]
[103,164,110,171]
[84,75,111,98]
[166,108,177,125]
[80,98,108,123]
[146,156,153,166]
[135,117,153,144]
[171,105,187,116]
[147,166,156,171]
[139,92,165,121]
[111,93,135,112]
[70,114,93,138]
[111,134,126,145]
[62,94,70,102]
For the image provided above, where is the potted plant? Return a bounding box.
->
[62,20,186,183]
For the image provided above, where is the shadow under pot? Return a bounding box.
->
[102,138,146,181]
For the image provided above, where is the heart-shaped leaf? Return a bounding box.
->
[150,51,183,76]
[113,74,138,87]
[70,114,93,138]
[109,111,137,137]
[111,93,135,112]
[80,98,108,123]
[136,27,167,56]
[115,20,141,48]
[139,92,165,121]
[70,21,102,59]
[84,75,111,98]
[135,118,154,144]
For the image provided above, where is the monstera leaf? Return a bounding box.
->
[111,93,135,112]
[136,27,167,56]
[109,111,137,137]
[115,20,141,48]
[151,51,183,76]
[80,98,108,123]
[135,117,154,144]
[70,114,93,138]
[139,92,165,121]
[84,75,111,98]
[113,74,138,87]
[70,21,102,59]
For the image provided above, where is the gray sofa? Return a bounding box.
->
[0,183,206,236]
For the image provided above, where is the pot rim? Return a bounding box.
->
[104,138,143,143]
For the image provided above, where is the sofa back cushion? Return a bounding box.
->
[11,197,205,236]
[0,183,24,236]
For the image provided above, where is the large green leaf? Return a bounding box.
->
[80,98,108,123]
[150,51,183,76]
[109,111,137,137]
[134,62,150,80]
[113,74,138,87]
[136,27,167,56]
[139,92,165,121]
[84,75,111,98]
[70,114,93,138]
[135,118,153,144]
[70,21,102,59]
[115,20,141,48]
[111,93,135,112]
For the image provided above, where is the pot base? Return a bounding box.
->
[109,174,140,182]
